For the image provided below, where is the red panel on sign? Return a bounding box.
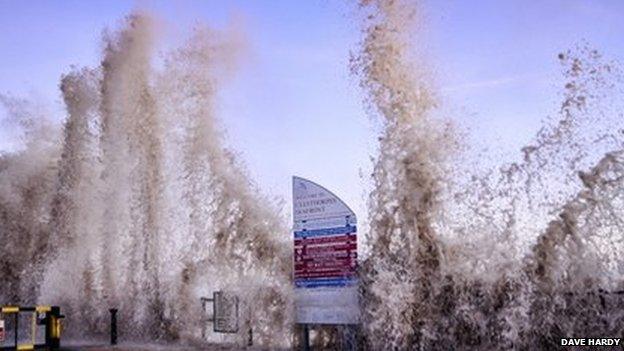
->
[295,260,356,272]
[298,244,356,255]
[294,252,356,262]
[294,231,358,283]
[294,234,356,246]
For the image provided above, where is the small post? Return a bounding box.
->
[109,308,118,345]
[301,324,310,351]
[248,326,253,346]
[14,313,18,348]
[47,306,64,349]
[341,325,358,351]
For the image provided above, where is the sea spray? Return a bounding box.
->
[37,15,162,336]
[157,25,292,345]
[1,2,624,349]
[352,0,624,349]
[1,12,292,347]
[45,67,104,332]
[351,0,456,348]
[524,51,624,346]
[0,95,60,305]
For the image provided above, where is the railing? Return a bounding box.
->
[0,306,63,350]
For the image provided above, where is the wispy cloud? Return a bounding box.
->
[441,73,547,93]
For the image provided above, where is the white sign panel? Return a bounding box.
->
[293,176,359,324]
[213,291,239,333]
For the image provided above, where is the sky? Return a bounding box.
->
[1,0,624,223]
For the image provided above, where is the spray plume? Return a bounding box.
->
[0,12,291,348]
[1,2,624,349]
[352,0,624,349]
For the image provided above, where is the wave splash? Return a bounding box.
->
[353,0,624,349]
[0,13,292,347]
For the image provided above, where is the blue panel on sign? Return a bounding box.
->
[295,278,358,288]
[294,225,357,238]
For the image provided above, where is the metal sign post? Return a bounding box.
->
[109,308,118,345]
[302,324,310,351]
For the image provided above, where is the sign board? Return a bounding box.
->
[293,176,359,324]
[213,291,239,333]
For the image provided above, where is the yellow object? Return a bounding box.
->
[1,306,19,313]
[0,305,63,348]
[35,306,51,313]
[51,316,61,339]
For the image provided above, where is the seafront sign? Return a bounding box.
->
[292,176,359,324]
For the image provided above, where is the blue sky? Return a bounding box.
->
[1,0,624,221]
